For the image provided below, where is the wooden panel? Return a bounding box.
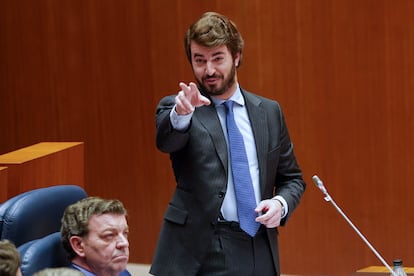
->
[0,0,413,274]
[0,142,84,198]
[0,167,8,202]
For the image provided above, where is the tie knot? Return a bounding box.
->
[224,101,234,113]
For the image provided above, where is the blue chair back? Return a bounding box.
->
[0,185,87,247]
[18,232,69,276]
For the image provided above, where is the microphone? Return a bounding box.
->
[312,175,328,196]
[312,175,397,276]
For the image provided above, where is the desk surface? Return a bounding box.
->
[0,142,82,163]
[357,266,414,274]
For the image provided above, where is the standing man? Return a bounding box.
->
[61,197,130,276]
[151,12,306,276]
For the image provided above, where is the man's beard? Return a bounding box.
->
[196,63,236,97]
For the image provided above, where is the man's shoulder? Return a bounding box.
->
[70,264,131,276]
[240,88,281,108]
[120,270,132,276]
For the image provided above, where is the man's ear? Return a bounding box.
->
[234,52,241,68]
[69,236,86,257]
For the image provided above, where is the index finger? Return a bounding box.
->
[179,82,194,99]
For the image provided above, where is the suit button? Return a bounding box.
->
[218,192,225,198]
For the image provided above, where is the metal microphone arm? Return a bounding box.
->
[312,175,396,276]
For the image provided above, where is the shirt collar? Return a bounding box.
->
[211,83,245,107]
[71,263,96,276]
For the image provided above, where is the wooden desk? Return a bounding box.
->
[0,142,84,199]
[354,266,414,275]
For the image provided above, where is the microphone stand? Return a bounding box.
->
[312,175,397,276]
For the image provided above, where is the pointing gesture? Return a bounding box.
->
[175,82,211,115]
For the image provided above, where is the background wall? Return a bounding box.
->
[1,1,414,275]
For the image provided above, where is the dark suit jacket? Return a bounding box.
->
[150,88,306,276]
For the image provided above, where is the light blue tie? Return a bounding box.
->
[224,101,260,237]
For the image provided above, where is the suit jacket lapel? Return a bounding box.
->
[195,104,228,173]
[243,90,268,197]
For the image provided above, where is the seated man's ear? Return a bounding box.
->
[70,236,86,257]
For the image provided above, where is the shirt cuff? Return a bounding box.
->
[273,195,288,218]
[170,105,193,131]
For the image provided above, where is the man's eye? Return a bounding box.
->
[104,234,115,240]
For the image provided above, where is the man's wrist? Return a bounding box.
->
[272,196,288,218]
[170,105,192,130]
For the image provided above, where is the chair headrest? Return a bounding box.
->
[0,185,87,246]
[18,232,70,276]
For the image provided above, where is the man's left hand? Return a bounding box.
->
[255,199,283,228]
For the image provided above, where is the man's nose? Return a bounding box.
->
[116,233,129,247]
[205,61,215,75]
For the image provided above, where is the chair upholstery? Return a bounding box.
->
[18,232,69,276]
[0,185,87,247]
[0,192,28,234]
